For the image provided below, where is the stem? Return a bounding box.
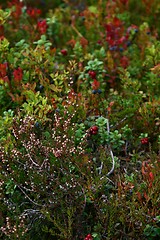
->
[23,142,39,167]
[17,185,43,207]
[106,118,115,176]
[71,24,83,38]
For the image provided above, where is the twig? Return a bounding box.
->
[17,185,43,207]
[106,118,115,176]
[71,24,83,38]
[22,142,39,167]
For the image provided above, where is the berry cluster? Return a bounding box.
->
[92,89,102,94]
[141,137,149,144]
[88,70,96,79]
[84,234,93,240]
[90,126,98,135]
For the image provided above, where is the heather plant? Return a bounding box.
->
[0,105,118,239]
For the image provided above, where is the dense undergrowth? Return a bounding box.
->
[0,0,160,239]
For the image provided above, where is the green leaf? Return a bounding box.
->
[88,6,98,14]
[15,39,26,47]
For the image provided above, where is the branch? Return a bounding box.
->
[106,118,115,176]
[17,185,43,207]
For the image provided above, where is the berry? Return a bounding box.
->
[35,121,40,128]
[91,130,97,135]
[126,41,131,47]
[84,234,93,240]
[90,125,99,135]
[61,49,68,56]
[39,85,44,92]
[91,126,98,132]
[88,70,96,79]
[92,89,98,94]
[119,47,124,52]
[109,46,117,51]
[97,89,102,94]
[141,137,149,144]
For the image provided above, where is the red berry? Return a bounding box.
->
[84,234,93,240]
[91,130,97,135]
[141,137,149,144]
[90,126,98,135]
[61,49,68,56]
[91,126,98,132]
[88,70,96,79]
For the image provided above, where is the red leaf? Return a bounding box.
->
[92,79,100,90]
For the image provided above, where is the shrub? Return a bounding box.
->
[0,0,160,239]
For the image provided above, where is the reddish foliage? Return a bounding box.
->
[120,56,129,68]
[26,7,41,18]
[0,63,7,78]
[37,19,48,34]
[67,38,76,48]
[0,25,4,37]
[13,67,23,83]
[80,37,88,48]
[8,0,24,20]
[91,79,100,90]
[120,0,128,5]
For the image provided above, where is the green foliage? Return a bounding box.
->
[33,35,52,50]
[0,109,14,149]
[0,0,160,239]
[0,8,11,24]
[0,37,9,52]
[21,91,52,121]
[144,223,160,240]
[84,59,104,72]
